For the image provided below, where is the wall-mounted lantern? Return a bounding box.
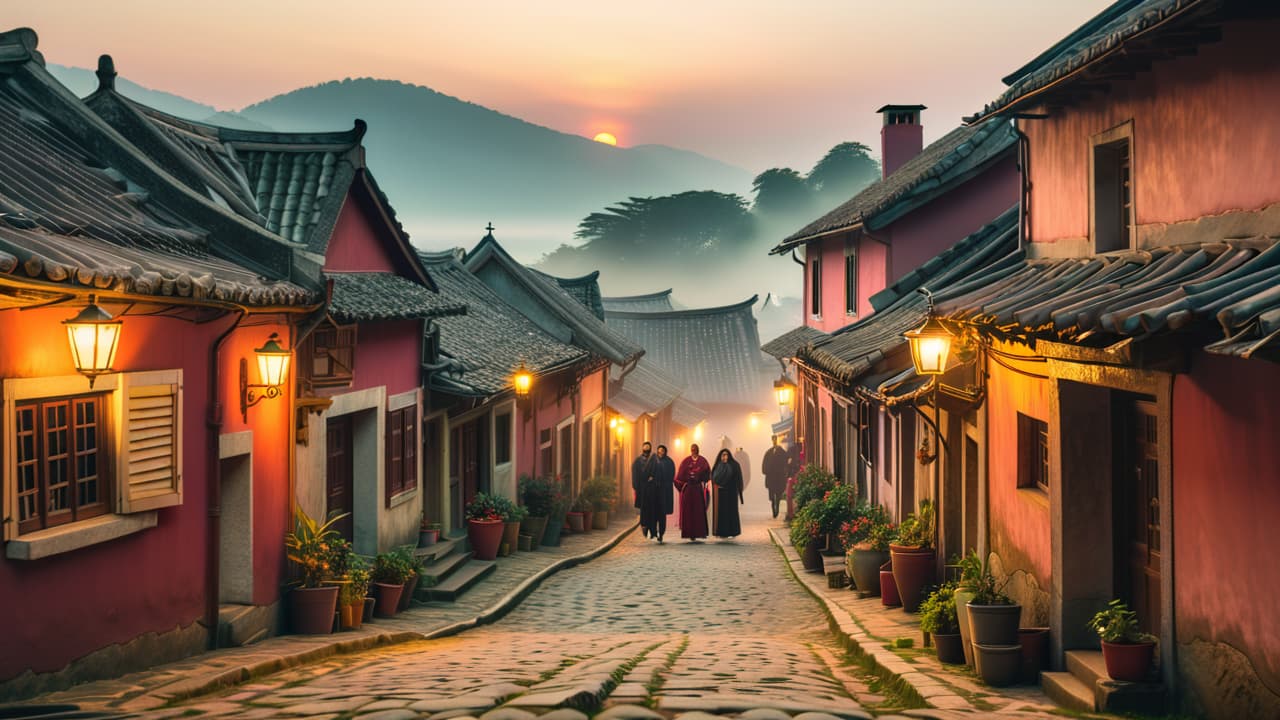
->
[609,417,618,430]
[904,289,954,376]
[512,361,533,397]
[64,295,121,388]
[773,375,796,409]
[240,333,291,422]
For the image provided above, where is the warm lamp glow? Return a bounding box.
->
[749,413,760,429]
[609,417,619,429]
[693,423,703,441]
[905,315,953,376]
[64,296,121,387]
[255,333,291,387]
[592,132,618,146]
[773,376,796,408]
[674,437,683,449]
[512,362,533,397]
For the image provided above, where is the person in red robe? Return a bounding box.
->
[674,443,711,541]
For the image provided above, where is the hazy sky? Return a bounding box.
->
[10,1,1110,171]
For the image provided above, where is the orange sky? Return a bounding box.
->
[8,0,1111,170]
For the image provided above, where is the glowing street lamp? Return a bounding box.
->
[240,333,291,422]
[905,289,954,376]
[773,376,796,408]
[64,295,122,388]
[512,361,533,397]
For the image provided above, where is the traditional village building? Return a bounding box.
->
[763,106,1018,516]
[0,29,317,694]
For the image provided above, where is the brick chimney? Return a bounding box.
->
[876,104,926,178]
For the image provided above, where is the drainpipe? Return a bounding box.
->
[206,309,246,650]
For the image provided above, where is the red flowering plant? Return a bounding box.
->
[838,502,892,550]
[464,492,504,523]
[791,481,859,551]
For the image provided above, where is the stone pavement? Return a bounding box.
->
[32,519,638,715]
[770,528,1112,719]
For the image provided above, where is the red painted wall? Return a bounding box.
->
[1025,19,1280,245]
[1172,351,1280,689]
[803,238,855,334]
[0,306,293,679]
[984,350,1051,585]
[338,320,422,397]
[322,195,401,274]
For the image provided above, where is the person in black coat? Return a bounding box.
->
[710,448,744,539]
[762,434,789,519]
[632,442,657,537]
[645,444,676,543]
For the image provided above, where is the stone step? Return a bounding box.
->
[1065,649,1108,686]
[216,603,276,648]
[1041,671,1095,712]
[414,535,468,563]
[420,550,473,587]
[425,559,496,602]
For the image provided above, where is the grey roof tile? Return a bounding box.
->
[602,289,678,313]
[326,272,464,323]
[761,325,830,360]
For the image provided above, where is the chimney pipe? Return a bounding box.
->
[876,104,926,178]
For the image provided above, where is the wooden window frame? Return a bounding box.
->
[538,428,554,477]
[14,394,112,535]
[844,243,858,317]
[385,404,418,505]
[810,255,823,318]
[1017,412,1050,493]
[306,321,357,389]
[494,411,512,466]
[555,416,575,484]
[1089,121,1136,255]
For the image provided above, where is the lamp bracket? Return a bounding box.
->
[240,357,283,423]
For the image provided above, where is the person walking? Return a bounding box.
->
[710,448,744,539]
[762,434,789,519]
[674,443,710,541]
[632,442,657,538]
[647,444,676,543]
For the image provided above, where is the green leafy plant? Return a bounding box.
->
[339,556,371,606]
[838,501,891,549]
[893,637,915,649]
[570,494,593,513]
[465,492,504,522]
[919,583,960,634]
[519,475,559,517]
[954,549,982,585]
[960,551,1014,605]
[1089,599,1155,644]
[896,499,936,549]
[861,520,898,553]
[792,464,838,513]
[581,475,618,512]
[371,549,415,585]
[790,481,860,551]
[285,505,349,588]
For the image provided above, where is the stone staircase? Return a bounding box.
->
[216,603,278,647]
[414,534,495,602]
[1042,650,1164,715]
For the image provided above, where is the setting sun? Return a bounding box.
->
[592,132,618,146]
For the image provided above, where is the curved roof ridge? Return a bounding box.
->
[605,294,757,320]
[602,288,673,301]
[534,268,600,285]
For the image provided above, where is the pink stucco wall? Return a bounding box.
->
[1172,351,1280,690]
[1025,18,1280,245]
[345,320,422,397]
[322,195,401,273]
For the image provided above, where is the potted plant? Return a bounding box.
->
[790,510,825,573]
[1088,599,1157,682]
[964,554,1021,647]
[541,476,570,546]
[370,550,412,617]
[817,483,860,556]
[519,475,556,549]
[284,506,347,635]
[339,557,370,630]
[844,507,893,596]
[880,559,901,607]
[496,495,527,557]
[919,583,965,664]
[393,545,422,612]
[583,475,616,529]
[953,550,981,666]
[465,492,505,560]
[418,515,441,547]
[567,495,591,533]
[890,500,937,612]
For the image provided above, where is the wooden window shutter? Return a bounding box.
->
[386,408,404,505]
[118,370,183,512]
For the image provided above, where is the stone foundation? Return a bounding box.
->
[988,551,1050,627]
[1178,638,1280,720]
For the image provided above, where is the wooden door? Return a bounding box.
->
[325,416,354,542]
[449,425,462,531]
[1116,399,1161,637]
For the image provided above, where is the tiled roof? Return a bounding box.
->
[670,397,708,429]
[761,325,830,360]
[971,0,1215,122]
[466,233,643,366]
[0,29,312,307]
[607,359,685,422]
[534,269,605,320]
[800,208,1021,383]
[326,272,464,323]
[419,250,587,396]
[772,118,1016,253]
[605,296,772,407]
[602,289,677,313]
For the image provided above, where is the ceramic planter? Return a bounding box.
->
[467,518,504,560]
[372,582,404,618]
[880,560,901,607]
[520,516,548,549]
[1019,627,1050,684]
[362,596,375,623]
[933,632,965,664]
[542,511,566,546]
[954,588,976,666]
[592,510,609,530]
[801,537,825,573]
[1101,640,1155,682]
[889,545,936,613]
[849,548,888,595]
[967,602,1022,646]
[822,532,845,557]
[567,511,586,533]
[289,585,339,635]
[500,521,521,556]
[339,602,364,630]
[418,528,440,547]
[397,573,419,612]
[974,643,1022,687]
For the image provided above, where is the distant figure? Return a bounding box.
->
[711,448,744,539]
[675,443,710,541]
[734,446,752,491]
[649,444,676,543]
[762,435,789,519]
[632,442,657,537]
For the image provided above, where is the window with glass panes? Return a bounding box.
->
[16,394,111,534]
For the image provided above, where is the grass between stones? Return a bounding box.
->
[642,634,690,709]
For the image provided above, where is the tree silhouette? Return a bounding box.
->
[573,191,753,260]
[751,168,812,217]
[807,142,879,203]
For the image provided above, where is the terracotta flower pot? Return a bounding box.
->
[520,516,548,549]
[542,512,566,546]
[1019,627,1050,684]
[880,560,901,607]
[339,602,364,630]
[567,512,586,533]
[397,573,419,612]
[967,602,1022,646]
[955,588,976,666]
[362,596,375,622]
[822,532,845,557]
[592,510,609,530]
[801,537,825,573]
[1101,640,1155,682]
[418,528,440,547]
[974,643,1022,687]
[372,582,404,618]
[933,632,966,664]
[849,548,888,595]
[889,546,936,613]
[500,521,521,556]
[467,518,504,560]
[289,585,339,635]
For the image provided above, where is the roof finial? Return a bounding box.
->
[96,54,116,91]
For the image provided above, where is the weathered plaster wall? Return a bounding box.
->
[804,238,857,334]
[1172,352,1280,717]
[322,196,400,273]
[1025,19,1280,246]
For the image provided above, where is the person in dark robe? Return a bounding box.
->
[648,444,676,543]
[674,443,710,541]
[762,434,789,519]
[632,442,657,538]
[711,449,744,539]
